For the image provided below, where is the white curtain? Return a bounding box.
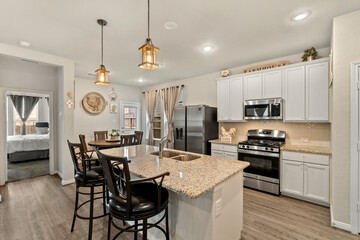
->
[144,90,160,146]
[160,86,181,148]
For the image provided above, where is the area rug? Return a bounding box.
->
[7,159,49,182]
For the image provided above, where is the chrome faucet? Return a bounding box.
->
[159,136,168,159]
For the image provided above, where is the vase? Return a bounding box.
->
[307,56,313,61]
[110,136,120,140]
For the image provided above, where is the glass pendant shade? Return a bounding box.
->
[138,38,159,70]
[95,64,110,86]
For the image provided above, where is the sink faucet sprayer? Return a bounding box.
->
[159,136,168,159]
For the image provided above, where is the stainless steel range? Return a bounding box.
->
[238,129,285,195]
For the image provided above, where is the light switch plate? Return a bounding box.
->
[215,199,222,217]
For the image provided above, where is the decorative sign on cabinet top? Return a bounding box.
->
[244,60,290,73]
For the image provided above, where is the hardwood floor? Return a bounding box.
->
[0,175,358,240]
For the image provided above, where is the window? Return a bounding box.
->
[14,104,38,135]
[123,107,137,130]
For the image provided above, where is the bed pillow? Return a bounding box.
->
[36,127,49,135]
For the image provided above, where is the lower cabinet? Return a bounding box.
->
[281,151,330,206]
[211,143,238,160]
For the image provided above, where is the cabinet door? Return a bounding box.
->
[229,77,243,121]
[217,80,229,121]
[306,62,329,122]
[262,70,282,98]
[244,74,262,100]
[224,152,238,160]
[281,160,303,195]
[284,67,305,121]
[211,150,224,158]
[304,163,329,203]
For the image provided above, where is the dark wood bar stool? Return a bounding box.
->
[95,149,170,240]
[67,140,108,240]
[134,131,143,145]
[79,134,97,160]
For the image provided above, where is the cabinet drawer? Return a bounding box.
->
[282,151,329,165]
[212,143,237,153]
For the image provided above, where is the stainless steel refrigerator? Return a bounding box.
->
[173,105,218,155]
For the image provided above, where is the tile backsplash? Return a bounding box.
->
[220,121,330,147]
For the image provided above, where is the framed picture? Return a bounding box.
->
[109,101,118,113]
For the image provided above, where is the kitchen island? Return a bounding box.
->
[102,145,249,240]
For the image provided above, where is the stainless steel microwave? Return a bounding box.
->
[244,98,283,120]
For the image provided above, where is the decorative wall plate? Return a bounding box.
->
[82,92,106,114]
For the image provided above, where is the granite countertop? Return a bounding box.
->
[101,145,249,199]
[209,139,240,145]
[281,144,331,155]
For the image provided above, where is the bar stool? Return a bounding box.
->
[67,140,108,240]
[95,149,170,240]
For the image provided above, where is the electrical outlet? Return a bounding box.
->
[215,199,222,217]
[300,138,310,143]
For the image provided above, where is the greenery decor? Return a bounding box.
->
[302,47,318,62]
[110,129,120,137]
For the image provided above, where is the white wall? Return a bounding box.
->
[74,77,142,143]
[332,9,360,226]
[0,42,74,185]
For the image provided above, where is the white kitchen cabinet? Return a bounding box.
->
[306,62,329,121]
[304,163,329,203]
[211,143,238,160]
[217,80,230,121]
[281,151,330,206]
[262,70,282,98]
[244,74,262,100]
[282,160,304,195]
[217,77,244,122]
[284,66,306,121]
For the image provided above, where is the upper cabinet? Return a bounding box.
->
[244,74,262,100]
[284,60,329,122]
[262,70,282,98]
[244,71,282,100]
[217,76,244,122]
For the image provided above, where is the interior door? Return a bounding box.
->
[120,101,141,135]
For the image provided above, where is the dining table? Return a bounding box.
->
[88,139,122,148]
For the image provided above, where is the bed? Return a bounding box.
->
[7,134,50,162]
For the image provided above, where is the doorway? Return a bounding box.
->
[350,62,360,234]
[119,101,141,135]
[5,90,54,182]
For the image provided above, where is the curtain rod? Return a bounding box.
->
[142,84,184,94]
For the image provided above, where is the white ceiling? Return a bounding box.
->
[0,0,359,87]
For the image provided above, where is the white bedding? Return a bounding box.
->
[7,134,50,154]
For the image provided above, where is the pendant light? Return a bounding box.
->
[138,0,159,70]
[95,19,110,85]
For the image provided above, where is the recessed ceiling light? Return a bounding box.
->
[19,41,30,47]
[138,78,143,82]
[164,21,178,30]
[291,11,311,21]
[202,45,214,53]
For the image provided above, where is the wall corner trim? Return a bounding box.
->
[330,205,352,232]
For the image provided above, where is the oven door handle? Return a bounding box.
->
[238,149,280,158]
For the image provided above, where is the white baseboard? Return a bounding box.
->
[330,205,351,232]
[61,178,75,185]
[54,171,63,179]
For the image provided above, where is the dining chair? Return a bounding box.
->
[120,134,135,146]
[134,131,143,145]
[67,140,108,240]
[79,134,96,160]
[94,131,108,141]
[95,149,170,240]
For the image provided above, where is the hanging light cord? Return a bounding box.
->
[101,23,104,65]
[148,0,150,39]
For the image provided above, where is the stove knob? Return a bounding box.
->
[246,146,249,149]
[270,148,274,151]
[265,147,268,151]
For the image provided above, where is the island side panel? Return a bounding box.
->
[147,171,244,240]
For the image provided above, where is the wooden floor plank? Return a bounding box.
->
[0,175,358,240]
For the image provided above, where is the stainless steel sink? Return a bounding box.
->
[171,154,201,161]
[150,150,181,158]
[150,150,201,161]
